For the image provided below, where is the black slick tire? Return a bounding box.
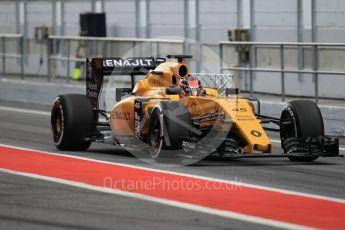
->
[280,100,324,162]
[51,94,94,151]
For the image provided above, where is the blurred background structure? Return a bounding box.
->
[1,0,345,101]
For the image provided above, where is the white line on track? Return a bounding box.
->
[0,106,50,116]
[0,168,311,230]
[1,105,344,152]
[271,139,282,143]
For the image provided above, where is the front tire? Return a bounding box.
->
[51,94,94,151]
[148,101,191,162]
[280,100,324,162]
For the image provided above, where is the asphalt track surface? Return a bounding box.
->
[0,100,345,230]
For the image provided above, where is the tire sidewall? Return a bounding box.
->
[281,103,298,138]
[148,106,164,159]
[51,97,65,146]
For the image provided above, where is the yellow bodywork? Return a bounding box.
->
[110,61,272,154]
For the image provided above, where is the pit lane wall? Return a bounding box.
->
[0,78,344,137]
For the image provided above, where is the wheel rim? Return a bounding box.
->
[280,110,296,139]
[149,114,163,159]
[51,101,64,144]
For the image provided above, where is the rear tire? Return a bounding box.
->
[280,100,323,162]
[51,94,94,151]
[148,101,191,162]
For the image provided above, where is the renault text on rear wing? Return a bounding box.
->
[86,57,165,109]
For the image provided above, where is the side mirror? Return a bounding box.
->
[116,88,133,101]
[242,96,261,115]
[225,88,239,97]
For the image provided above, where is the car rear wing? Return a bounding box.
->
[86,57,165,109]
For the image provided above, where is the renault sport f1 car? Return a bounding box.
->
[51,54,340,162]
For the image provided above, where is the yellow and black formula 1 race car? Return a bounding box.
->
[51,54,340,163]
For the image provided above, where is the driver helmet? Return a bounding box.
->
[179,76,203,98]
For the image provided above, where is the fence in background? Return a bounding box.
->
[2,34,345,103]
[220,41,345,103]
[0,34,24,80]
